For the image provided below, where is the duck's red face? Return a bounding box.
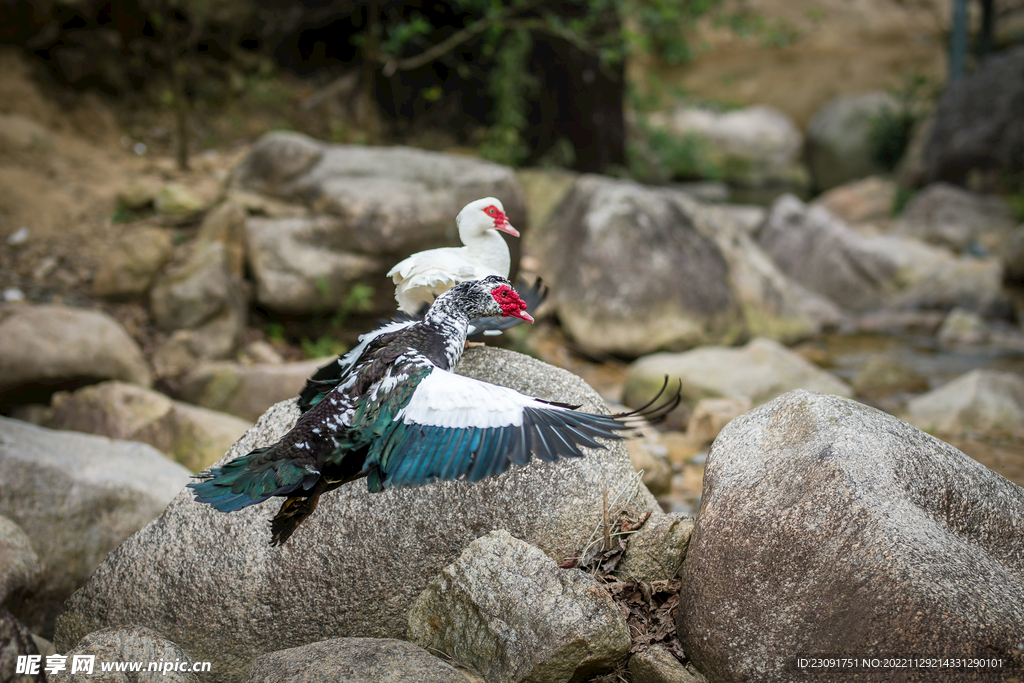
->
[482,205,519,237]
[491,284,533,322]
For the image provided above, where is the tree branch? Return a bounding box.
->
[374,0,547,76]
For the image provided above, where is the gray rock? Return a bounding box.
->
[678,390,1024,682]
[920,45,1024,187]
[408,530,630,683]
[535,176,833,357]
[91,227,174,298]
[896,182,1017,253]
[245,215,385,314]
[0,305,152,405]
[233,131,526,316]
[0,417,191,636]
[628,645,701,683]
[623,337,852,417]
[903,369,1024,436]
[805,91,899,192]
[881,255,1010,319]
[48,381,251,472]
[759,195,954,312]
[176,357,330,422]
[230,131,324,195]
[0,607,44,683]
[614,512,694,584]
[0,515,40,604]
[150,241,248,360]
[50,626,198,683]
[713,204,766,236]
[646,105,809,192]
[54,348,659,683]
[244,637,473,683]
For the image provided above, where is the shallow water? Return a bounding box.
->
[813,332,1024,391]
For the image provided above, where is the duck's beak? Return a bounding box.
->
[496,221,520,238]
[507,308,534,323]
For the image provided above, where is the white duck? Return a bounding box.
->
[387,197,519,314]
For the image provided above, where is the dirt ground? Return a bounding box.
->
[631,0,951,125]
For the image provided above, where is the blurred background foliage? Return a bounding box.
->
[4,0,739,173]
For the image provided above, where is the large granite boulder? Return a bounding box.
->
[233,131,527,316]
[0,304,152,407]
[244,638,474,683]
[529,175,838,357]
[48,381,251,472]
[805,91,900,192]
[0,417,191,636]
[678,390,1024,682]
[408,530,630,683]
[54,348,660,683]
[920,45,1024,187]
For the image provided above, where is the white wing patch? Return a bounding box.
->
[398,368,564,429]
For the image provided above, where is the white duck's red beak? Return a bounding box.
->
[495,219,519,238]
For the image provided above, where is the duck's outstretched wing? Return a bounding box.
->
[297,320,413,412]
[364,370,680,491]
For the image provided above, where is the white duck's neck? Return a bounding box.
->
[463,229,511,278]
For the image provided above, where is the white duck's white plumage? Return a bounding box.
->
[387,197,518,314]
